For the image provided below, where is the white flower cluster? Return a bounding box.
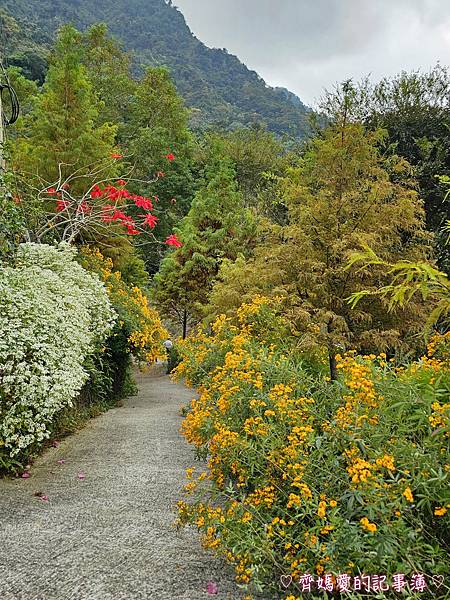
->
[0,243,116,456]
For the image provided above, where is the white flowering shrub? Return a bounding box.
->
[0,243,116,459]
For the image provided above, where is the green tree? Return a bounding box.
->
[12,25,117,190]
[125,67,192,172]
[202,126,284,198]
[284,124,434,377]
[321,67,450,268]
[200,125,294,225]
[153,157,257,335]
[124,66,195,273]
[80,23,135,129]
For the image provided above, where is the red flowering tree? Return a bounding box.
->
[15,153,182,250]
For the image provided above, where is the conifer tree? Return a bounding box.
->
[81,23,135,129]
[209,123,433,377]
[153,157,257,334]
[12,25,117,189]
[124,67,195,272]
[283,123,433,377]
[321,69,450,270]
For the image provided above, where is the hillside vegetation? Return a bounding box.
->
[0,0,310,136]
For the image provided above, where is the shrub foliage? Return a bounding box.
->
[0,243,115,465]
[174,298,450,598]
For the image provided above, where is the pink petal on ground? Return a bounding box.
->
[40,495,49,501]
[21,472,30,479]
[77,472,86,480]
[57,460,65,465]
[206,582,218,595]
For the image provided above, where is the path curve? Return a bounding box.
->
[0,368,245,600]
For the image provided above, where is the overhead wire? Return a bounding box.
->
[0,59,20,125]
[0,12,20,127]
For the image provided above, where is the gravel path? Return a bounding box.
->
[0,368,246,600]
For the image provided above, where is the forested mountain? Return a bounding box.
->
[0,0,310,136]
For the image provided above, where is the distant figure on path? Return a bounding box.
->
[163,338,174,374]
[163,338,173,354]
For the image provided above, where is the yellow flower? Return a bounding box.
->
[287,493,301,508]
[360,517,377,533]
[320,524,335,535]
[317,500,327,518]
[434,506,448,516]
[403,487,414,503]
[375,454,395,471]
[347,456,374,484]
[264,409,276,417]
[183,481,197,494]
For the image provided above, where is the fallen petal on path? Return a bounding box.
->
[207,581,218,594]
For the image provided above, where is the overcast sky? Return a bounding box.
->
[173,0,450,107]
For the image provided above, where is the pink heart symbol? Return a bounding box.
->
[280,574,293,589]
[431,575,444,588]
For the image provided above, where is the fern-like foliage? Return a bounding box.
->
[347,245,449,332]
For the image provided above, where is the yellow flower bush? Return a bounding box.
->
[79,247,168,365]
[174,298,450,598]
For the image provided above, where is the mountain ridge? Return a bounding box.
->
[0,0,310,137]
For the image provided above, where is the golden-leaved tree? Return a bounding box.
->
[209,122,433,378]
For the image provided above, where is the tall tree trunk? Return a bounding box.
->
[182,309,187,339]
[327,316,338,381]
[329,350,338,381]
